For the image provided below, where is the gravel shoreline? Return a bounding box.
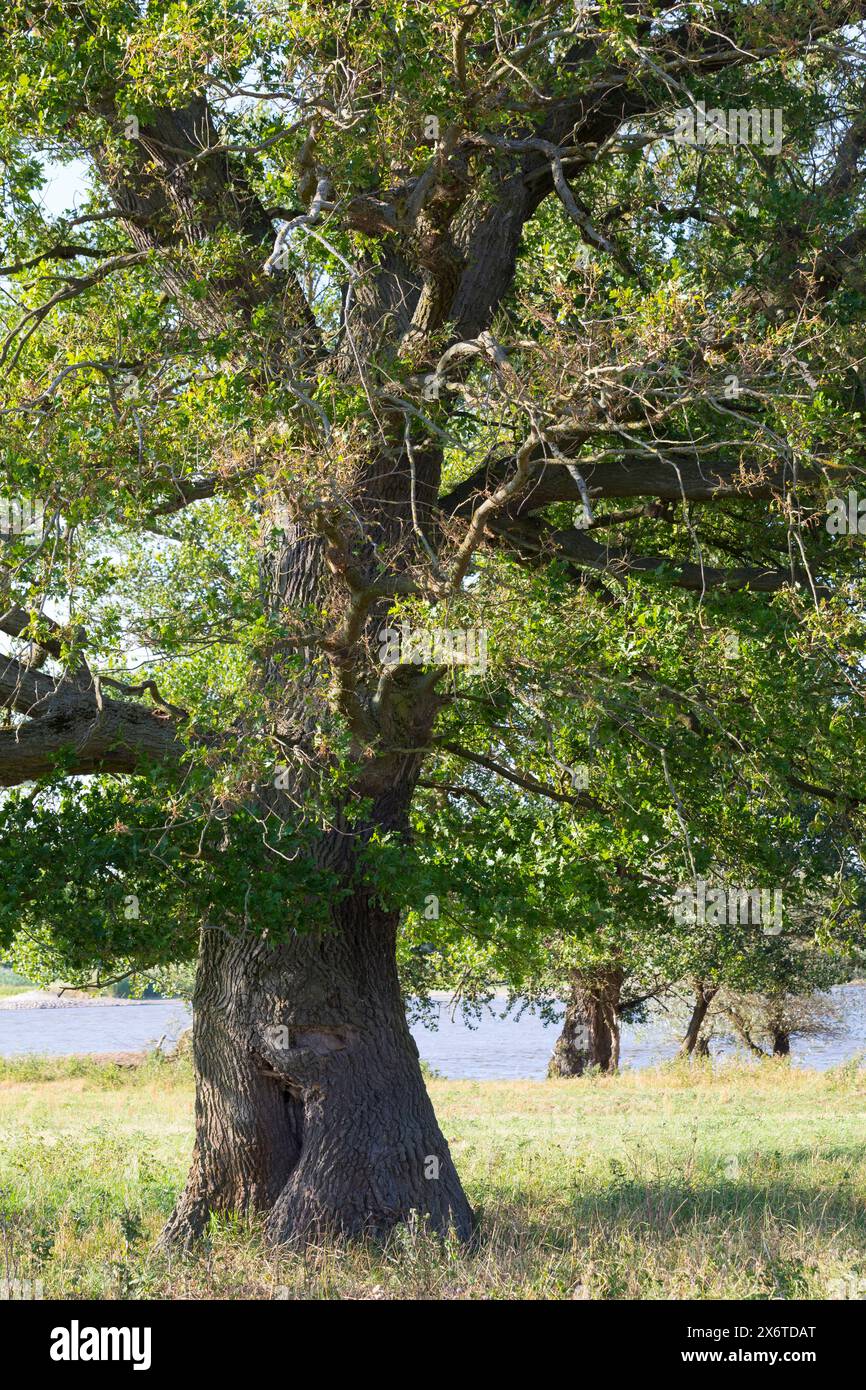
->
[0,990,135,1011]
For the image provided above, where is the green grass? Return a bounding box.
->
[1,1053,865,1299]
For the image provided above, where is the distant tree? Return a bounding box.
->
[402,757,866,1076]
[711,988,846,1059]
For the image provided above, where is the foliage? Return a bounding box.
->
[0,1,865,1007]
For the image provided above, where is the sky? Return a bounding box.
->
[36,157,90,220]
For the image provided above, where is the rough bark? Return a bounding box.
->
[439,452,783,520]
[548,967,623,1077]
[162,888,473,1248]
[0,664,185,784]
[160,479,476,1245]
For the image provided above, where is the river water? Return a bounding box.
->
[2,985,865,1078]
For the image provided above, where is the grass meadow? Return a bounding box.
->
[1,1051,865,1300]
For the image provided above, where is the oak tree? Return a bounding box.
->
[1,1,866,1246]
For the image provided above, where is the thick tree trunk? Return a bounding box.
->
[157,369,475,1246]
[548,968,623,1077]
[679,982,718,1058]
[162,887,473,1248]
[771,1029,791,1057]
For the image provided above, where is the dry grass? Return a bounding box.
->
[1,1053,865,1299]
